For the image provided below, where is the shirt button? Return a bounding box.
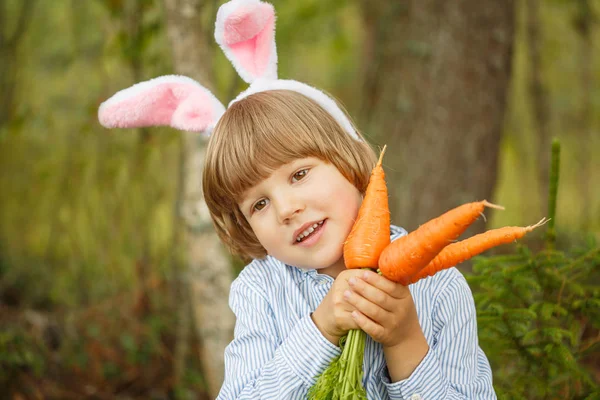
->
[409,395,422,400]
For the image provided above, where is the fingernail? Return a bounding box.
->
[349,278,356,286]
[344,290,351,299]
[363,272,369,280]
[351,311,358,319]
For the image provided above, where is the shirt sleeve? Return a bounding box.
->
[216,279,341,400]
[382,270,497,400]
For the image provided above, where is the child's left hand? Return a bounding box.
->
[343,269,423,349]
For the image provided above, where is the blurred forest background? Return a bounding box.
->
[1,0,599,399]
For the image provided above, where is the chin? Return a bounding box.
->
[278,251,340,271]
[271,237,345,270]
[307,251,344,272]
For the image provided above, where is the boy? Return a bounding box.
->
[203,90,496,399]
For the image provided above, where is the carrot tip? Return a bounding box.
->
[377,145,387,166]
[482,200,505,210]
[479,211,487,223]
[527,217,549,231]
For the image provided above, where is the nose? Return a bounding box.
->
[272,190,304,224]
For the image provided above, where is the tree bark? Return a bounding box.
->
[358,0,514,235]
[163,0,234,397]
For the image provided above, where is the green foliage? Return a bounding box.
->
[0,328,46,388]
[467,140,600,398]
[308,329,368,400]
[469,243,600,398]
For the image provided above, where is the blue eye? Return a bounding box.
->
[253,199,268,212]
[292,169,309,182]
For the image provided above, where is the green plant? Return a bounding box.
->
[0,328,46,389]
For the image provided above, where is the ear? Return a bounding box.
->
[215,0,277,83]
[98,75,226,134]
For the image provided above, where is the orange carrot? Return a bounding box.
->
[343,146,391,269]
[409,218,548,284]
[378,200,504,285]
[311,146,391,400]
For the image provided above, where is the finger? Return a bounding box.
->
[338,269,369,285]
[361,270,411,299]
[332,290,358,313]
[348,275,395,312]
[344,288,391,325]
[351,310,385,341]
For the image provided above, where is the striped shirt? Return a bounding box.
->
[217,225,496,399]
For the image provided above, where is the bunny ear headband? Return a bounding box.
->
[98,0,360,141]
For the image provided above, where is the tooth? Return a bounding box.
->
[297,222,325,243]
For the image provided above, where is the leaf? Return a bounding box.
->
[506,308,537,322]
[526,346,544,358]
[488,303,505,316]
[307,353,340,400]
[541,327,574,344]
[540,303,558,321]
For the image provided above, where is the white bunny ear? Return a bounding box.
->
[215,0,277,83]
[98,75,225,135]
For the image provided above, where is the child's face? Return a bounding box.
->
[238,157,362,277]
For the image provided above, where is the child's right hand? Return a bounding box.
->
[311,269,366,345]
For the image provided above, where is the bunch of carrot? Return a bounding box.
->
[308,145,546,400]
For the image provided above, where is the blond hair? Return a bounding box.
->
[202,90,376,261]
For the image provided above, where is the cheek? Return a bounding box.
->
[326,182,362,220]
[341,195,362,229]
[249,220,269,241]
[248,216,282,252]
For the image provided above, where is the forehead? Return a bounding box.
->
[206,89,358,210]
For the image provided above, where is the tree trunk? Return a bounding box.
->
[358,0,514,235]
[525,0,552,213]
[0,0,37,129]
[163,0,234,398]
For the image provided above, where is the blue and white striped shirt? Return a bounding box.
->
[217,226,496,399]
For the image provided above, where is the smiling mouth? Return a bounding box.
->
[295,220,325,243]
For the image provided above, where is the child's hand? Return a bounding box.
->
[311,269,368,345]
[344,269,429,381]
[343,270,423,348]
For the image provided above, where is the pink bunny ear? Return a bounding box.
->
[98,75,225,134]
[215,0,277,83]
